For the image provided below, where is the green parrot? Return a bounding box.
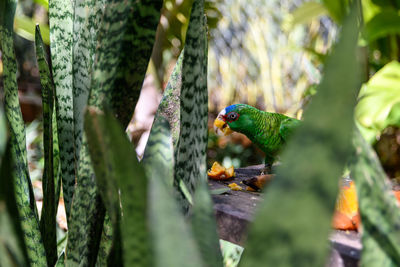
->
[214,104,301,172]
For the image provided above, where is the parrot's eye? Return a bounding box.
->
[227,112,239,121]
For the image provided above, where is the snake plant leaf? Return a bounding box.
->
[1,2,47,265]
[351,131,400,266]
[67,0,149,263]
[84,108,123,265]
[49,0,75,220]
[85,108,150,266]
[149,50,183,152]
[65,141,106,266]
[143,116,175,187]
[35,25,58,266]
[174,0,208,212]
[0,143,30,267]
[111,0,163,127]
[72,0,105,166]
[0,108,6,158]
[240,8,360,266]
[143,116,204,267]
[191,179,224,267]
[88,0,134,110]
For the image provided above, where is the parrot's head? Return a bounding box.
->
[214,104,255,136]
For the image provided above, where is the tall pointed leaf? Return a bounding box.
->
[143,117,204,267]
[174,0,208,212]
[72,0,105,165]
[240,8,360,266]
[67,0,135,262]
[0,143,30,267]
[1,1,47,265]
[351,131,400,266]
[149,51,183,152]
[86,108,151,266]
[49,0,75,220]
[111,0,163,127]
[191,180,224,267]
[35,25,58,266]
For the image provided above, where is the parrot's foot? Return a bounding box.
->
[261,164,272,175]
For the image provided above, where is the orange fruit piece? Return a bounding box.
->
[228,183,242,191]
[208,162,230,180]
[335,180,358,218]
[225,166,235,178]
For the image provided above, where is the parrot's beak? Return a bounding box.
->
[214,112,233,136]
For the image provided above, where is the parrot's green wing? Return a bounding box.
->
[279,117,301,142]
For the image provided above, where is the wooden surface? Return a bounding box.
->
[209,165,264,245]
[209,165,361,265]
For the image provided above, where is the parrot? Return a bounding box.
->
[213,104,301,173]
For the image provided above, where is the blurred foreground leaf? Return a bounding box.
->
[85,108,150,266]
[0,144,29,267]
[351,131,400,266]
[240,8,360,266]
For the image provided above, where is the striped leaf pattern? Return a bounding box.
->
[72,0,105,164]
[84,108,123,264]
[65,139,106,266]
[111,0,163,127]
[174,0,208,211]
[143,116,175,186]
[150,50,183,150]
[35,25,58,266]
[143,117,204,267]
[66,0,135,263]
[352,131,400,266]
[49,0,75,220]
[86,108,150,266]
[88,0,135,109]
[1,1,47,265]
[0,144,30,267]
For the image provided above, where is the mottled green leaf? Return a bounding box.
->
[150,50,183,151]
[84,108,122,265]
[49,0,75,220]
[65,142,105,266]
[174,0,208,213]
[1,1,47,265]
[35,25,58,266]
[86,108,150,266]
[143,117,204,267]
[191,180,224,267]
[111,0,163,127]
[240,9,360,266]
[88,0,134,110]
[0,106,6,157]
[0,143,29,267]
[351,131,400,266]
[72,0,105,169]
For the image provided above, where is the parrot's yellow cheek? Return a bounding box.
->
[213,118,233,136]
